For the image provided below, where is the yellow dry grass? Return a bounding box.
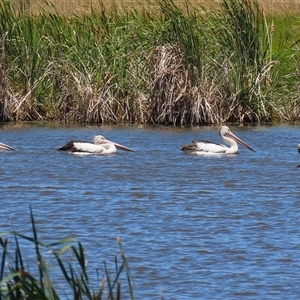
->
[10,0,300,16]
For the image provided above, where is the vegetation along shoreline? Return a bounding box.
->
[0,0,299,125]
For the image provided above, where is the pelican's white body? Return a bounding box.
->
[189,141,233,155]
[69,141,117,154]
[58,135,134,155]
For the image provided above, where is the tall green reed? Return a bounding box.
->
[205,0,274,122]
[263,12,300,122]
[158,0,203,80]
[0,207,134,300]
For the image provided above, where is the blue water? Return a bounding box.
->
[1,123,300,299]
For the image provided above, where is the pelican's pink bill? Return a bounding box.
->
[0,142,15,151]
[103,138,135,152]
[225,131,255,152]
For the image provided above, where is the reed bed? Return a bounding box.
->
[0,0,300,125]
[9,0,300,16]
[0,207,134,299]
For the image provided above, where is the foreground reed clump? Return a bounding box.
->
[0,207,134,300]
[0,0,299,125]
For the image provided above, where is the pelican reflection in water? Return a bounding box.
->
[58,135,135,154]
[181,125,255,155]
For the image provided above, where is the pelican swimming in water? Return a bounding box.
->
[58,135,135,154]
[298,144,300,167]
[181,125,255,155]
[0,141,15,151]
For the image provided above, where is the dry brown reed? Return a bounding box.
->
[144,45,241,125]
[10,0,300,15]
[0,33,6,121]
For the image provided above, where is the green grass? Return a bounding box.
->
[0,0,300,125]
[0,207,134,300]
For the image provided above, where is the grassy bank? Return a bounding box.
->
[0,207,134,299]
[0,0,300,125]
[9,0,300,16]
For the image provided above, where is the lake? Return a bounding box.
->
[1,123,300,299]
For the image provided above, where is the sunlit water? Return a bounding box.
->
[1,123,300,299]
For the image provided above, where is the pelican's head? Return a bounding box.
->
[219,125,255,152]
[93,135,135,152]
[218,125,230,137]
[93,135,106,144]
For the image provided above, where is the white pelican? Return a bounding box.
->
[181,125,255,155]
[58,135,135,154]
[0,141,15,151]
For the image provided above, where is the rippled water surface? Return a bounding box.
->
[1,123,300,299]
